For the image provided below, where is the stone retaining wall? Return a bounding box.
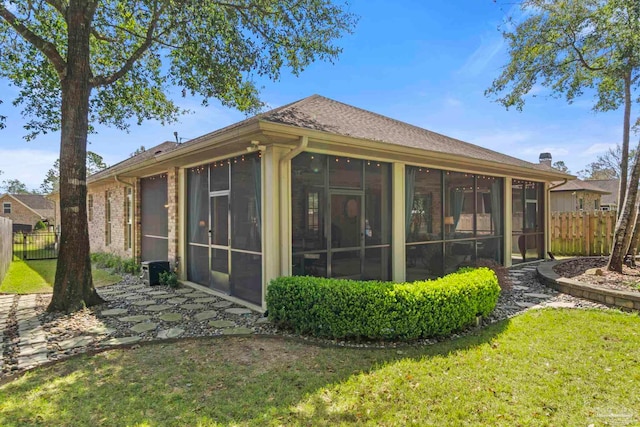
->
[537,261,640,311]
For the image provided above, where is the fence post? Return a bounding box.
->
[22,233,27,260]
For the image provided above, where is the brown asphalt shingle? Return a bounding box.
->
[88,141,179,182]
[550,179,611,194]
[260,95,547,170]
[89,95,569,179]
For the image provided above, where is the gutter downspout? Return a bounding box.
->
[279,136,308,275]
[114,175,134,188]
[549,178,568,190]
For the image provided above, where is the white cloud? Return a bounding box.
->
[583,142,616,156]
[0,148,58,191]
[458,36,505,77]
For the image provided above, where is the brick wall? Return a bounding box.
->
[0,195,43,230]
[87,181,134,259]
[167,168,179,270]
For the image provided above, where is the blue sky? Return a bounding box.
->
[0,0,629,190]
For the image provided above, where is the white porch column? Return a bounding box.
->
[262,146,286,303]
[177,167,186,280]
[391,162,406,282]
[504,178,513,267]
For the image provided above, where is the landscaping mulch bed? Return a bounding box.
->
[553,256,640,293]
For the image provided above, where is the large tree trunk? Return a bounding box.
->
[47,0,103,312]
[608,142,640,273]
[617,72,631,217]
[625,205,640,264]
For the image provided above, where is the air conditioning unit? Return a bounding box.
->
[140,260,170,286]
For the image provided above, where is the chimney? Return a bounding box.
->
[539,152,552,167]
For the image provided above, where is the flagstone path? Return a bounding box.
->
[0,261,609,377]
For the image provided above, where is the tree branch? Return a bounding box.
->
[43,0,66,15]
[565,26,605,72]
[0,4,66,78]
[90,1,165,87]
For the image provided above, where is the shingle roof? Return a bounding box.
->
[258,95,548,170]
[586,179,620,205]
[89,95,571,180]
[88,141,179,182]
[550,179,611,194]
[11,194,54,212]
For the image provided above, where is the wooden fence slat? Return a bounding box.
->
[549,211,618,256]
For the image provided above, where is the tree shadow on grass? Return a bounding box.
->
[0,319,512,426]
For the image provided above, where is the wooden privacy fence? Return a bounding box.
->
[550,211,618,256]
[0,217,12,284]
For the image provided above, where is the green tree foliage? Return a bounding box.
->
[552,160,570,173]
[1,178,32,194]
[130,145,146,157]
[0,0,356,312]
[486,0,640,272]
[40,151,108,194]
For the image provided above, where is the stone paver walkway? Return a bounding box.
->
[0,280,270,377]
[0,261,609,377]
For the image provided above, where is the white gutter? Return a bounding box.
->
[114,175,134,188]
[279,136,308,275]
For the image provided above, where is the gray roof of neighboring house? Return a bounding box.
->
[550,179,611,194]
[10,194,54,212]
[89,94,572,180]
[586,179,620,205]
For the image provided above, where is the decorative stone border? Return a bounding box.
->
[537,260,640,311]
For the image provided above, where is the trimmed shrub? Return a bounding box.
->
[159,270,179,288]
[91,252,140,275]
[461,258,512,291]
[266,268,500,340]
[34,220,46,231]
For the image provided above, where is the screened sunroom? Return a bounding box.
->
[82,95,569,310]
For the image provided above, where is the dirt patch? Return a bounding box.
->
[166,337,322,375]
[213,337,320,368]
[553,257,640,293]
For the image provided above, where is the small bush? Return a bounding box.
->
[34,220,46,231]
[267,268,500,341]
[461,258,512,291]
[91,252,140,275]
[159,271,179,288]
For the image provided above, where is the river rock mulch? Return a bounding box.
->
[1,262,612,378]
[553,256,640,293]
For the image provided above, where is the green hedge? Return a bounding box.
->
[266,268,500,340]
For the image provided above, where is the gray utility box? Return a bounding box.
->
[140,260,170,286]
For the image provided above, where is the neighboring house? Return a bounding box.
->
[53,95,570,310]
[549,179,611,212]
[587,179,620,211]
[0,193,56,232]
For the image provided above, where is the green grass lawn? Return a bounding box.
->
[0,259,122,294]
[0,309,638,426]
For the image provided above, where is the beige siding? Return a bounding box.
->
[551,191,602,212]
